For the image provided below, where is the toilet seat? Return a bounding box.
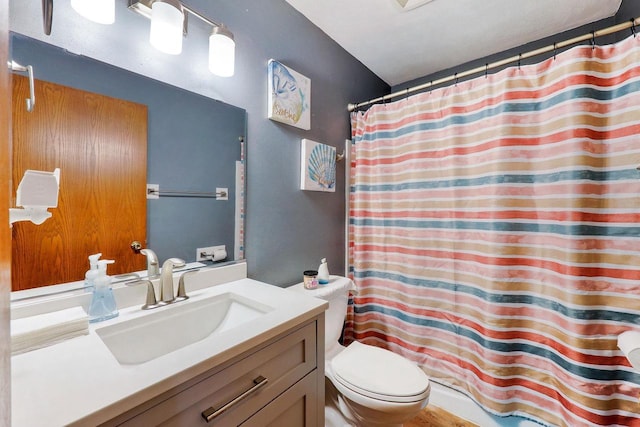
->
[331,341,430,403]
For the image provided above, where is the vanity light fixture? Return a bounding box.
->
[71,0,116,24]
[128,0,236,76]
[209,25,235,77]
[149,0,184,55]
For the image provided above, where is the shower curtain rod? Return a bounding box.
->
[347,16,640,112]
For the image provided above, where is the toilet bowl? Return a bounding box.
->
[327,340,431,426]
[289,276,430,426]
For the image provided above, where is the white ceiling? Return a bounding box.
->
[285,0,622,86]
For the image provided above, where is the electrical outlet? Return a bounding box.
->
[196,245,226,261]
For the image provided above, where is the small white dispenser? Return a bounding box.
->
[10,168,61,226]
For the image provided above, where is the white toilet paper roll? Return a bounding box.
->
[211,248,227,262]
[617,331,640,370]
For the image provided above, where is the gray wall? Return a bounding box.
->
[218,2,390,286]
[9,0,389,287]
[616,0,640,29]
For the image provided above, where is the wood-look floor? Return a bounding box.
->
[403,405,479,427]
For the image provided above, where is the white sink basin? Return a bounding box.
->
[96,292,273,365]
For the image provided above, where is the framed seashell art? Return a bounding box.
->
[300,139,336,192]
[268,59,311,130]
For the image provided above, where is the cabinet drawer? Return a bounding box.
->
[118,321,317,426]
[239,371,319,427]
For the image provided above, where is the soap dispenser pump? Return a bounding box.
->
[88,259,119,323]
[84,253,102,291]
[317,258,330,285]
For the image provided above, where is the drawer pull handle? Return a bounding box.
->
[201,375,268,422]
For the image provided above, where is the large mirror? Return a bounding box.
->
[10,33,247,293]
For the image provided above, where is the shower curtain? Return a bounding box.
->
[348,34,640,427]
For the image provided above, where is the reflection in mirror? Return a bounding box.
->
[10,33,246,293]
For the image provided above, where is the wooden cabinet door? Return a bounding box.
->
[11,76,147,290]
[240,372,320,427]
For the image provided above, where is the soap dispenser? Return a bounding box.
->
[88,259,119,323]
[318,258,330,285]
[84,253,102,291]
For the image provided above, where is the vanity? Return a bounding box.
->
[11,262,327,426]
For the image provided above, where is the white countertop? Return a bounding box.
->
[11,276,327,427]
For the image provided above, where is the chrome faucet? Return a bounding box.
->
[130,241,160,278]
[125,258,192,310]
[140,249,160,278]
[160,258,186,303]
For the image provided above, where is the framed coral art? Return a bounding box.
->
[300,139,336,192]
[268,59,311,130]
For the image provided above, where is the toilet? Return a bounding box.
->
[290,276,430,426]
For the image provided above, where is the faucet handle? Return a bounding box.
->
[159,258,186,303]
[175,258,186,268]
[126,279,162,310]
[162,257,186,270]
[175,270,198,302]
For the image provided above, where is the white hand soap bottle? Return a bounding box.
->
[84,253,102,291]
[317,258,330,285]
[88,259,119,323]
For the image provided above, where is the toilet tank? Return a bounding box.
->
[287,276,356,350]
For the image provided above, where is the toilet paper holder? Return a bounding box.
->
[199,246,227,262]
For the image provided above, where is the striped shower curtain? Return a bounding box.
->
[348,34,640,426]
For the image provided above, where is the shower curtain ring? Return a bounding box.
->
[631,19,637,37]
[553,43,557,60]
[485,63,489,78]
[591,31,596,50]
[454,73,458,86]
[518,53,522,69]
[429,80,433,94]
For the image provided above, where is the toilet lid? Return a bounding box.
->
[331,341,430,403]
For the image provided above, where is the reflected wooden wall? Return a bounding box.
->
[11,77,148,291]
[0,0,11,421]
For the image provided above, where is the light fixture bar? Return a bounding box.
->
[128,0,235,76]
[182,4,221,28]
[128,0,223,34]
[127,0,154,19]
[128,0,188,34]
